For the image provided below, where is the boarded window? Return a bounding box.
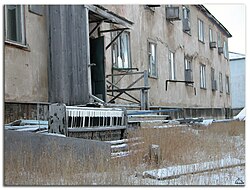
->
[112,31,131,69]
[200,64,206,89]
[198,19,204,42]
[5,5,25,44]
[148,42,157,77]
[169,50,175,80]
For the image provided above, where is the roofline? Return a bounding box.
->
[195,5,232,38]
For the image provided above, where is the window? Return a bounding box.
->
[112,31,131,69]
[5,5,26,45]
[219,72,223,92]
[200,64,206,89]
[209,28,213,42]
[184,57,192,82]
[169,50,175,80]
[198,19,204,42]
[182,6,191,33]
[217,32,221,47]
[223,41,229,59]
[148,42,157,77]
[226,75,230,94]
[211,68,217,91]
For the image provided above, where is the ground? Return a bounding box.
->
[4,120,245,186]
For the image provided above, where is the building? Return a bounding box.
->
[4,5,232,123]
[229,52,245,115]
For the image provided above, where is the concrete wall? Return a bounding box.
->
[102,5,231,110]
[4,5,48,103]
[4,130,111,185]
[230,58,245,109]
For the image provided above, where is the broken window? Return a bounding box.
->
[226,75,230,94]
[200,64,206,89]
[112,31,131,69]
[148,42,157,78]
[184,57,192,82]
[182,6,191,33]
[169,50,175,80]
[219,72,223,92]
[5,5,26,45]
[198,19,204,42]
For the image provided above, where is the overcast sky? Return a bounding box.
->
[204,4,246,55]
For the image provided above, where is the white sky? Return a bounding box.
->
[204,4,246,55]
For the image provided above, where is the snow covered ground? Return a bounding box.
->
[128,165,245,185]
[142,157,244,180]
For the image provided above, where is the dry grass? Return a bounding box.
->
[125,120,245,173]
[4,121,245,185]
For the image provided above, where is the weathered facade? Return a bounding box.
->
[4,5,49,123]
[4,5,232,123]
[101,5,232,113]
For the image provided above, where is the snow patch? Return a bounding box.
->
[201,119,214,126]
[233,108,246,121]
[142,157,244,180]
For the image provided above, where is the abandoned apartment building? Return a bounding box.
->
[4,5,232,129]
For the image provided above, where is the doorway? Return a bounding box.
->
[90,36,106,102]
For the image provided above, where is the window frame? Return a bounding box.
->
[111,31,132,70]
[169,50,176,80]
[211,67,217,91]
[209,28,213,43]
[198,19,204,43]
[223,40,229,59]
[4,5,26,45]
[217,32,222,48]
[219,72,223,93]
[148,41,158,78]
[200,64,206,89]
[225,75,230,94]
[184,56,193,82]
[182,5,191,34]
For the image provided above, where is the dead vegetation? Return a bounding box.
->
[4,121,245,185]
[126,121,245,173]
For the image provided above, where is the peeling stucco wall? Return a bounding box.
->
[4,5,48,102]
[102,5,231,109]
